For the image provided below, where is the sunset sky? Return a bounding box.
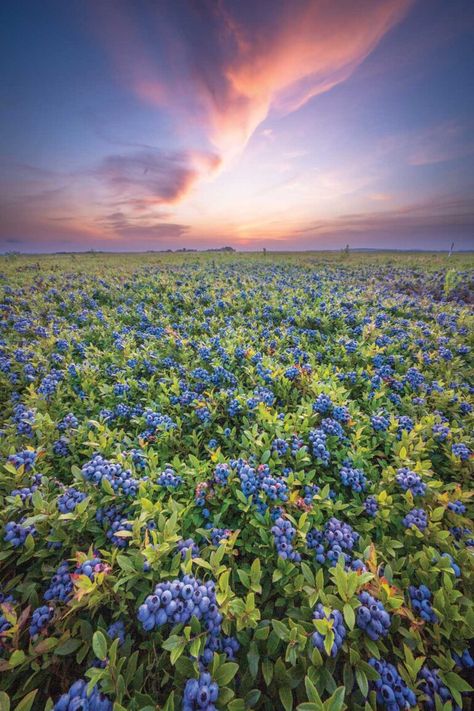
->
[1,0,473,252]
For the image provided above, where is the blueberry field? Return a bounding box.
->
[1,251,473,711]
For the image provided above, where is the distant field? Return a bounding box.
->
[0,251,472,711]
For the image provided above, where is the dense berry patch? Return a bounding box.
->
[0,253,472,710]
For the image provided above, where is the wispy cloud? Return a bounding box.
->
[378,120,474,167]
[91,149,220,205]
[295,195,474,237]
[92,0,413,161]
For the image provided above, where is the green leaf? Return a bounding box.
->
[214,662,239,686]
[162,635,183,651]
[262,660,273,686]
[227,700,245,711]
[101,477,115,495]
[431,506,445,522]
[355,669,368,698]
[161,692,175,711]
[14,691,37,711]
[247,642,259,679]
[170,642,186,665]
[250,557,261,584]
[8,650,26,667]
[279,686,293,711]
[92,631,107,661]
[0,691,10,711]
[325,687,345,711]
[324,629,335,657]
[305,676,321,704]
[301,562,315,585]
[245,690,261,707]
[343,603,355,630]
[444,672,473,693]
[272,619,290,641]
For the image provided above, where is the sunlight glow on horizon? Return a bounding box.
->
[1,0,473,252]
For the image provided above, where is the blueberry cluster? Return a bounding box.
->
[320,417,345,440]
[82,455,140,496]
[307,517,359,565]
[106,515,132,548]
[137,575,222,637]
[57,487,87,513]
[271,517,301,561]
[364,495,378,517]
[183,673,219,711]
[219,635,239,660]
[308,428,330,465]
[284,365,300,380]
[29,605,54,637]
[452,648,474,669]
[395,468,426,496]
[53,679,112,711]
[448,500,466,515]
[157,467,183,488]
[143,408,176,434]
[95,504,126,526]
[371,414,390,432]
[128,448,147,470]
[261,474,288,501]
[311,604,346,657]
[210,528,231,546]
[369,658,416,710]
[38,370,62,399]
[75,557,110,580]
[356,591,391,640]
[107,619,125,645]
[58,413,78,430]
[432,423,449,441]
[339,463,367,493]
[177,538,199,559]
[418,666,461,711]
[232,460,259,496]
[408,585,437,623]
[53,438,70,457]
[44,561,73,602]
[4,519,36,547]
[402,508,428,531]
[452,443,470,461]
[213,463,229,485]
[313,394,333,414]
[440,552,461,576]
[195,482,210,518]
[12,404,35,436]
[303,484,320,506]
[11,475,41,502]
[397,416,414,437]
[333,405,350,423]
[227,398,241,417]
[231,459,288,503]
[290,435,306,455]
[450,526,474,546]
[7,449,37,471]
[272,438,288,456]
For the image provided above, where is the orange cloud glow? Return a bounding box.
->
[94,1,413,164]
[212,1,413,158]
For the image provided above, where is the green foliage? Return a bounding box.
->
[0,252,472,710]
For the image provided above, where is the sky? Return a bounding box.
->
[1,0,473,252]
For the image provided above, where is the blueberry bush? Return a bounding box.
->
[0,252,473,711]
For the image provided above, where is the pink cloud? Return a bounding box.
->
[91,149,219,205]
[92,1,413,161]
